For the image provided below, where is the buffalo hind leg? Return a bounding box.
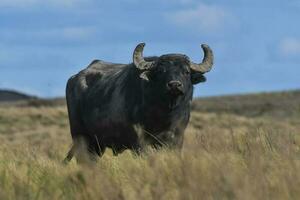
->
[75,136,106,164]
[62,137,100,164]
[63,136,106,164]
[62,138,86,164]
[63,144,76,164]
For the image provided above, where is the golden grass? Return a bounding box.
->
[0,104,299,200]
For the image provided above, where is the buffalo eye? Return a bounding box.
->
[158,67,167,73]
[183,70,190,76]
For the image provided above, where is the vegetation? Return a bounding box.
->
[0,90,299,200]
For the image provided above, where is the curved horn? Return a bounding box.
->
[190,44,214,73]
[133,43,154,70]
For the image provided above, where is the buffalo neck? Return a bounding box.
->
[140,91,192,134]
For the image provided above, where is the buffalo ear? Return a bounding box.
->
[139,71,151,81]
[191,73,206,84]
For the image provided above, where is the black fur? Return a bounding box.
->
[65,54,206,162]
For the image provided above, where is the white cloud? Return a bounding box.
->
[289,0,300,8]
[160,0,196,5]
[278,38,300,57]
[269,37,300,63]
[177,0,196,4]
[165,3,236,33]
[59,27,97,40]
[35,26,96,41]
[0,0,89,8]
[0,0,36,7]
[0,26,96,42]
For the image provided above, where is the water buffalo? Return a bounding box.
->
[64,43,214,163]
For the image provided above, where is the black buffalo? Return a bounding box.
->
[64,43,214,162]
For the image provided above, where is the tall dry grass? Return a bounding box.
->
[0,99,299,199]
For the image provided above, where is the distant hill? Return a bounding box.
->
[0,90,36,102]
[0,89,65,107]
[192,90,300,118]
[1,89,299,118]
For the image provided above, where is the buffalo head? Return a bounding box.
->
[132,43,214,109]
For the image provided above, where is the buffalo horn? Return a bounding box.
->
[190,44,214,73]
[133,43,154,70]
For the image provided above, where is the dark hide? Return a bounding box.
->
[65,54,205,162]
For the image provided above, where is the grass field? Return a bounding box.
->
[0,90,299,200]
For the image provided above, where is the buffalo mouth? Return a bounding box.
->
[168,88,184,96]
[168,96,182,109]
[166,88,184,109]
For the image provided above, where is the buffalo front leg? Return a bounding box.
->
[78,135,106,164]
[63,144,76,164]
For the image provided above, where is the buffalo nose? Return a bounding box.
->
[167,80,183,90]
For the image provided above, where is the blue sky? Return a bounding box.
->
[0,0,299,97]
